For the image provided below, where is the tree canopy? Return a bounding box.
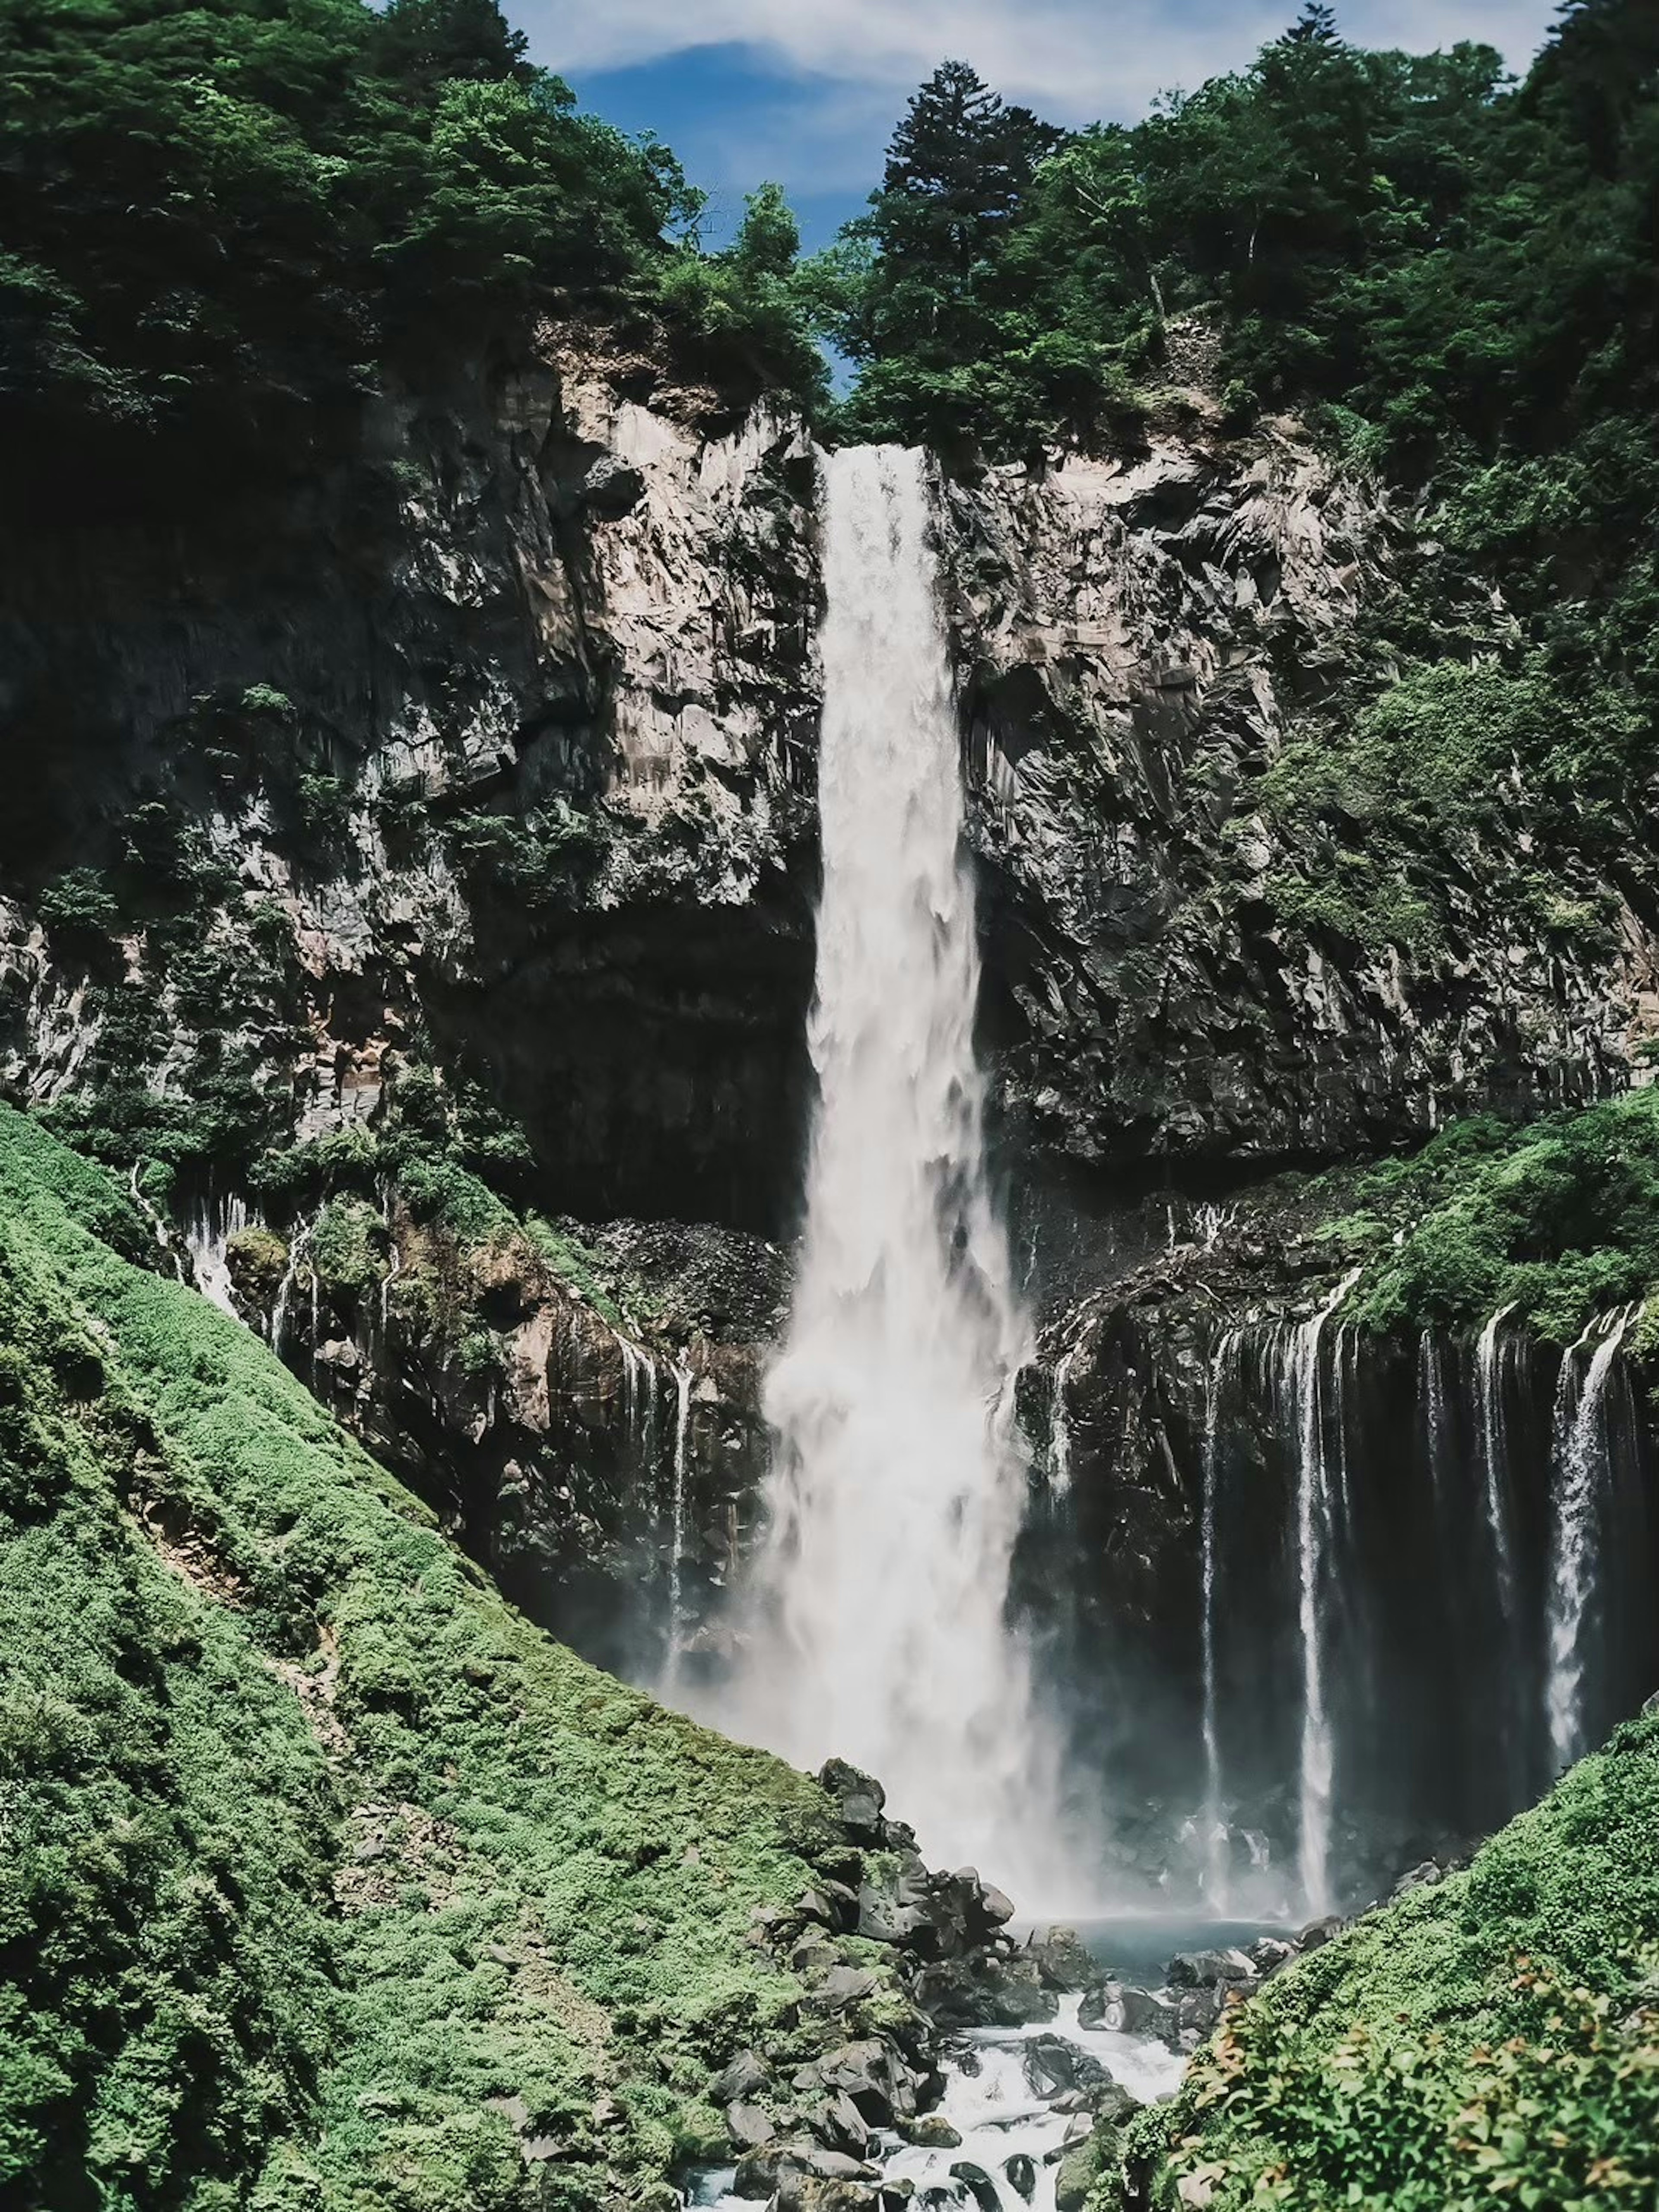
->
[0,0,824,507]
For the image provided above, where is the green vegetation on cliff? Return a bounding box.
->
[1313,1092,1659,1346]
[0,0,825,509]
[0,1100,849,2211]
[1147,1705,1659,2210]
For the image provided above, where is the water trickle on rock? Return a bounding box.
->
[1199,1331,1238,1911]
[709,444,1058,1887]
[1272,1272,1358,1921]
[1546,1307,1634,1770]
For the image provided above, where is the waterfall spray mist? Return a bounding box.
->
[709,445,1063,1894]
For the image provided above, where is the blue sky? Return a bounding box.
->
[517,2,1566,250]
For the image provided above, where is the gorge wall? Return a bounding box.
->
[6,343,1659,1912]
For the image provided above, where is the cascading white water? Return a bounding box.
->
[183,1192,252,1318]
[1546,1307,1634,1770]
[663,1361,693,1692]
[1049,1343,1078,1495]
[1279,1272,1359,1921]
[1198,1330,1238,1910]
[712,444,1050,1885]
[1475,1304,1520,1627]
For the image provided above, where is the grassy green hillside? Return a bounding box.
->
[0,1102,845,2212]
[1144,1705,1659,2211]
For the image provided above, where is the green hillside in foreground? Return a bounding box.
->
[0,1101,840,2212]
[1145,1708,1659,2209]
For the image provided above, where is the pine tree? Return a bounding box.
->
[877,59,1064,277]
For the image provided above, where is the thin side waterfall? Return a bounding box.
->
[1279,1270,1359,1920]
[1199,1330,1237,1909]
[184,1192,252,1318]
[1049,1343,1078,1495]
[663,1361,693,1691]
[1475,1303,1519,1626]
[1546,1307,1634,1770]
[710,444,1052,1887]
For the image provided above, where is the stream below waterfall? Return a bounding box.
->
[686,1922,1287,2212]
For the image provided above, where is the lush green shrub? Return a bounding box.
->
[0,1100,844,2209]
[1163,1706,1659,2209]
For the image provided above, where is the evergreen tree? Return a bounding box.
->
[375,0,532,86]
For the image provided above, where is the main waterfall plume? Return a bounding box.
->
[709,444,1055,1885]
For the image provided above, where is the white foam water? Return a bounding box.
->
[706,444,1058,1890]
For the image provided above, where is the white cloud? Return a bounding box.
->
[530,0,1561,125]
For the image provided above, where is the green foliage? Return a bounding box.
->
[1253,654,1640,954]
[0,1100,842,2209]
[0,0,825,510]
[447,802,612,909]
[1164,1707,1659,2208]
[836,3,1656,478]
[1319,1092,1659,1341]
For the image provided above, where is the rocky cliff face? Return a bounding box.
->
[0,329,823,1228]
[939,422,1655,1181]
[7,343,1659,1824]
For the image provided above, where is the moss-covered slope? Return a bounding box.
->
[0,1101,839,2212]
[1149,1705,1659,2211]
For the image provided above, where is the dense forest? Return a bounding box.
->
[4,3,1659,2210]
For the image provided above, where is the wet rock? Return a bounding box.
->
[1022,2034,1108,2100]
[1090,2081,1143,2128]
[733,2142,787,2198]
[1027,1925,1096,1990]
[1003,2151,1038,2201]
[1297,1915,1347,1952]
[1166,1948,1255,1990]
[711,2051,770,2105]
[949,2161,1003,2212]
[821,2091,873,2157]
[1079,1983,1179,2044]
[1175,1988,1223,2037]
[726,2101,776,2150]
[820,1760,887,1843]
[1055,2136,1105,2212]
[897,2114,963,2149]
[819,2038,919,2123]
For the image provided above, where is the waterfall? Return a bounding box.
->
[663,1361,693,1691]
[1546,1307,1634,1771]
[711,445,1049,1885]
[1278,1271,1359,1920]
[1199,1330,1237,1909]
[1049,1343,1078,1495]
[1475,1304,1519,1626]
[183,1191,251,1318]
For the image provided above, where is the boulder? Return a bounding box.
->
[1004,2151,1038,2201]
[1297,1916,1346,1953]
[1022,2034,1108,2100]
[726,2101,775,2151]
[1055,2136,1105,2212]
[949,2161,1003,2212]
[1079,1982,1179,2044]
[820,1760,887,1843]
[897,2114,962,2149]
[811,1965,879,2012]
[1027,1925,1096,1991]
[711,2050,769,2105]
[858,1876,931,1946]
[818,2038,918,2124]
[1165,1948,1255,1990]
